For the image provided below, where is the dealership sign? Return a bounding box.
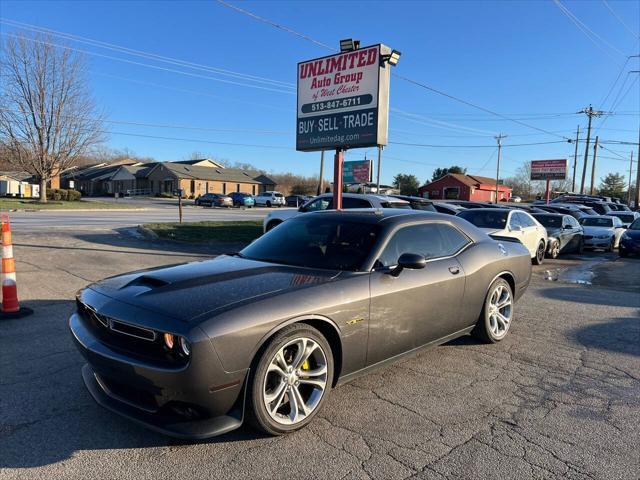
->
[343,159,373,183]
[530,159,567,181]
[296,45,392,152]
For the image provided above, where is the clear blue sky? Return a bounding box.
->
[1,0,638,186]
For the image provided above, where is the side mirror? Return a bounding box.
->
[390,253,426,277]
[563,224,572,230]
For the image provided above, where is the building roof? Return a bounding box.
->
[172,158,224,168]
[0,171,34,182]
[159,162,275,185]
[423,173,511,190]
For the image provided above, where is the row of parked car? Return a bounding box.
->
[194,191,295,208]
[263,192,640,263]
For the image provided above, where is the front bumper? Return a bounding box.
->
[583,237,612,248]
[69,311,247,439]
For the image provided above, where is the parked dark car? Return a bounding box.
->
[286,195,311,207]
[70,210,531,439]
[553,198,612,215]
[229,192,255,208]
[445,200,502,209]
[536,204,588,220]
[532,213,584,257]
[390,195,437,211]
[619,218,640,257]
[195,193,233,208]
[431,202,466,215]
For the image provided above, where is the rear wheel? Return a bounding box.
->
[247,324,333,435]
[577,238,584,254]
[266,201,272,208]
[532,240,545,265]
[472,278,513,343]
[607,238,615,252]
[547,241,560,259]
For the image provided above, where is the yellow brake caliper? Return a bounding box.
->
[301,359,310,372]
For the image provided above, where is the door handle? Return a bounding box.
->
[448,266,460,275]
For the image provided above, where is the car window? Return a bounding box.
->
[612,217,622,227]
[629,218,640,230]
[517,212,536,227]
[458,210,509,229]
[377,223,469,267]
[508,212,521,229]
[380,201,412,209]
[580,217,614,227]
[342,197,372,209]
[304,198,332,212]
[532,215,561,228]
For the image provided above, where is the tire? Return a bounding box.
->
[266,201,272,208]
[607,238,615,252]
[266,221,281,232]
[547,241,560,259]
[247,324,333,436]
[472,278,514,344]
[532,240,545,265]
[619,248,628,258]
[577,238,584,254]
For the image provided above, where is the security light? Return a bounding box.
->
[340,38,356,52]
[381,49,402,66]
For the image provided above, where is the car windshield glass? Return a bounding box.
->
[629,219,640,230]
[533,215,562,228]
[615,214,635,223]
[580,217,613,227]
[458,210,508,229]
[240,216,380,271]
[274,193,284,198]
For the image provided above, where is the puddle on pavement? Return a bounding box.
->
[543,258,609,285]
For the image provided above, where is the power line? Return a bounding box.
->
[0,32,295,95]
[553,0,626,60]
[0,18,296,90]
[215,0,574,141]
[601,0,640,39]
[389,140,569,148]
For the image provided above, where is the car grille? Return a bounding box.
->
[76,299,187,367]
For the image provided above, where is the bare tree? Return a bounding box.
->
[0,34,104,202]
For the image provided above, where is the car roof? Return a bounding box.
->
[458,207,512,213]
[317,192,409,203]
[532,212,564,217]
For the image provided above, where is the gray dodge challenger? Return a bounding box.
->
[70,210,531,439]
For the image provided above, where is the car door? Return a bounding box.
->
[563,216,580,250]
[367,222,469,366]
[516,212,540,256]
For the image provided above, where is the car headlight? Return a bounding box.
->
[180,337,191,356]
[163,333,190,356]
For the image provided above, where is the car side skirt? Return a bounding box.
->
[335,325,475,387]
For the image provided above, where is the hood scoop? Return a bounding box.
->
[124,275,170,289]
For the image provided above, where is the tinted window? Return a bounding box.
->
[241,217,380,271]
[615,214,635,223]
[342,197,372,209]
[409,202,437,212]
[580,217,614,227]
[380,201,412,209]
[377,223,469,267]
[532,215,562,228]
[629,219,640,231]
[458,210,509,229]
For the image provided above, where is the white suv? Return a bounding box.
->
[254,191,286,207]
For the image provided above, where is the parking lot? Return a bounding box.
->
[1,216,639,480]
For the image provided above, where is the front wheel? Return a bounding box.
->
[532,240,545,265]
[472,278,513,343]
[247,324,333,435]
[266,201,272,208]
[577,238,584,254]
[547,241,560,259]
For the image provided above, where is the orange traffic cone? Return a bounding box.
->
[1,213,32,318]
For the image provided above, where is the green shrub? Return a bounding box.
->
[46,188,81,201]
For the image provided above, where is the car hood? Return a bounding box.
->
[622,229,640,239]
[87,255,340,322]
[582,226,614,236]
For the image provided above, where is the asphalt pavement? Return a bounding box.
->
[1,228,638,480]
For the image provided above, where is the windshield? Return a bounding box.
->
[533,215,562,228]
[614,214,635,223]
[580,217,613,227]
[240,216,380,271]
[458,210,508,229]
[629,219,640,231]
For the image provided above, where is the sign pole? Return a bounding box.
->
[317,150,325,196]
[333,148,345,210]
[545,179,551,204]
[376,145,382,193]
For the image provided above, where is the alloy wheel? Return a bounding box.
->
[262,337,328,426]
[537,242,545,263]
[488,284,512,339]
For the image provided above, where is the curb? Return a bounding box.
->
[136,225,159,241]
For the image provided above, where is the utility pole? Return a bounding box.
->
[376,145,383,193]
[317,150,325,195]
[494,134,506,204]
[571,125,580,193]
[578,106,604,194]
[590,136,599,195]
[627,151,634,205]
[635,125,640,209]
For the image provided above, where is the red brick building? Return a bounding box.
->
[418,174,512,202]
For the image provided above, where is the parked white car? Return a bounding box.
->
[579,215,625,251]
[262,193,410,232]
[457,208,548,265]
[606,211,639,228]
[253,191,286,208]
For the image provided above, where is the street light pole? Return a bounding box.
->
[317,150,325,195]
[494,133,506,204]
[376,145,383,193]
[572,125,580,193]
